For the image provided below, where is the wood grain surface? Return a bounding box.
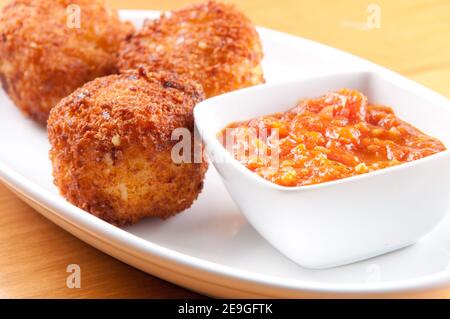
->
[0,0,449,298]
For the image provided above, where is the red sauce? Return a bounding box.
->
[219,89,446,187]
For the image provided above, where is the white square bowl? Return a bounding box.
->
[194,71,450,269]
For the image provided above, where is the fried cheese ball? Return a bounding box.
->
[118,1,264,98]
[0,0,134,124]
[48,68,208,226]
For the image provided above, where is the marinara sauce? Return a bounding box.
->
[219,89,446,187]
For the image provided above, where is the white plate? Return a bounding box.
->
[0,10,449,298]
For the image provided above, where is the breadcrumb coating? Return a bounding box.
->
[48,68,208,226]
[118,0,264,98]
[0,0,134,124]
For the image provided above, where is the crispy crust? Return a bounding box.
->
[48,68,208,226]
[0,0,134,124]
[118,0,264,98]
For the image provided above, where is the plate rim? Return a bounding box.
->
[0,9,449,297]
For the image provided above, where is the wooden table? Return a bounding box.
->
[0,0,449,298]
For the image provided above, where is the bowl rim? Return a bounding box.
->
[194,70,450,192]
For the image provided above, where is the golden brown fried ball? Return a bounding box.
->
[0,0,134,124]
[48,68,208,226]
[118,1,264,98]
